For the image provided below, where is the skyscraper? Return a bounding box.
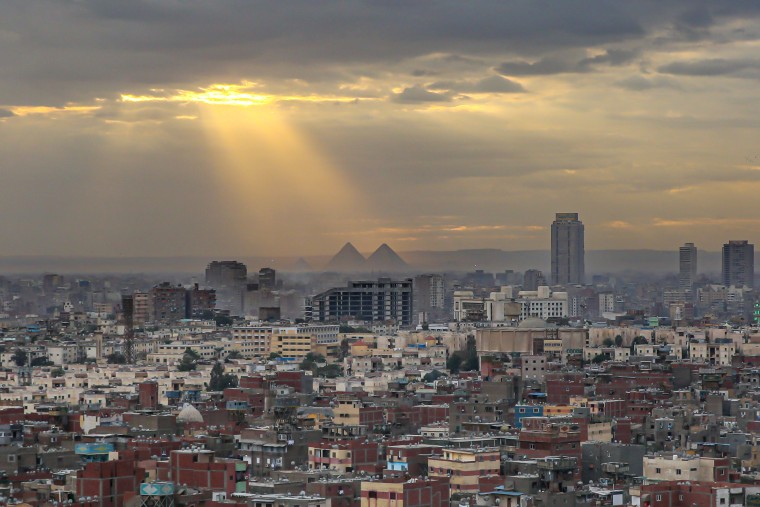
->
[413,274,445,324]
[722,240,754,288]
[678,243,697,291]
[551,213,585,286]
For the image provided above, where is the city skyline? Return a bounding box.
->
[2,3,760,257]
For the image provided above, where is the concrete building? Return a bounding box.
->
[551,212,585,286]
[428,447,500,495]
[205,260,248,288]
[522,269,545,291]
[520,354,546,382]
[360,478,449,507]
[413,274,445,324]
[722,240,754,288]
[688,341,736,366]
[679,243,698,291]
[643,454,730,484]
[258,267,276,290]
[311,278,413,326]
[149,283,187,323]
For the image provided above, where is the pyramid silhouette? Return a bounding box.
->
[367,243,408,271]
[290,257,312,272]
[325,242,367,271]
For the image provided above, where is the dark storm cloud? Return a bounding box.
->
[0,0,680,105]
[391,86,454,104]
[658,58,760,76]
[429,76,526,94]
[496,49,639,76]
[613,75,681,91]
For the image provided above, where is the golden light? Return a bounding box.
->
[187,89,365,254]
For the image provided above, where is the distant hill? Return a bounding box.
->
[399,248,724,275]
[0,249,728,275]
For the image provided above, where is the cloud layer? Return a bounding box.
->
[1,1,760,256]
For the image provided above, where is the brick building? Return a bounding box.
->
[76,459,145,507]
[360,477,449,507]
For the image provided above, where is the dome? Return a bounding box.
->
[518,317,548,329]
[177,403,204,424]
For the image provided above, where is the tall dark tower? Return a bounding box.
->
[679,243,697,291]
[722,240,754,288]
[122,294,135,364]
[551,213,585,286]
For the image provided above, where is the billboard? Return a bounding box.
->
[140,483,175,496]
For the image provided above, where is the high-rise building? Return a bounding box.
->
[205,260,247,315]
[150,282,187,323]
[722,240,754,288]
[258,267,276,290]
[186,283,216,318]
[205,260,248,288]
[523,269,546,291]
[310,278,413,325]
[551,213,585,286]
[413,274,445,324]
[678,243,697,291]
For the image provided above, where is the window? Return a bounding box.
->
[656,495,662,501]
[655,468,661,474]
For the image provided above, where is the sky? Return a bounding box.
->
[2,1,760,257]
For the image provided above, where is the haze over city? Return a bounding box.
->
[2,2,760,259]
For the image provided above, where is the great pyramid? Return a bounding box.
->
[325,242,367,272]
[367,243,409,271]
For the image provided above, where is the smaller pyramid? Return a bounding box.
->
[290,257,312,272]
[325,242,367,271]
[367,243,408,271]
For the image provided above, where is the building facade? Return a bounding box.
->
[722,240,754,288]
[679,242,697,291]
[311,278,413,326]
[551,212,585,286]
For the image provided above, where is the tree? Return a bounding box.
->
[300,353,325,373]
[592,353,608,364]
[106,353,127,364]
[183,348,200,360]
[51,367,65,378]
[632,336,648,345]
[423,370,445,383]
[214,315,233,327]
[461,335,479,371]
[316,364,343,378]
[268,352,281,360]
[226,351,243,360]
[614,335,624,347]
[602,337,615,347]
[208,362,238,391]
[339,339,350,359]
[447,353,464,374]
[12,349,27,367]
[177,352,197,372]
[30,356,54,367]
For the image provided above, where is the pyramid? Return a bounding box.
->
[325,242,367,271]
[290,257,312,272]
[367,243,408,271]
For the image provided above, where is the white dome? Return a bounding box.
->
[177,403,204,423]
